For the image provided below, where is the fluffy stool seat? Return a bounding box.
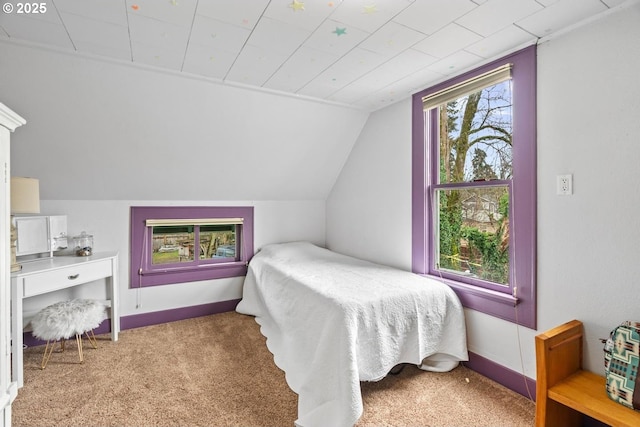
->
[31,299,107,369]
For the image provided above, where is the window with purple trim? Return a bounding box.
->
[130,206,254,288]
[412,45,536,328]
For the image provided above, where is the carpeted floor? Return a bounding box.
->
[12,311,534,426]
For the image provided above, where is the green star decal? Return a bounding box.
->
[333,27,347,36]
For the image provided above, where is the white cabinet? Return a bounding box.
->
[0,103,26,427]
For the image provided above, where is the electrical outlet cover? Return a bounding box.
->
[557,174,572,195]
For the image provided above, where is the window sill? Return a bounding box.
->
[421,274,533,328]
[142,260,246,276]
[136,262,248,288]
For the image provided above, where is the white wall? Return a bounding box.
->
[0,41,366,319]
[1,42,368,201]
[327,3,640,378]
[326,99,412,272]
[20,199,325,318]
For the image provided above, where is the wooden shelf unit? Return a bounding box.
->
[535,319,640,427]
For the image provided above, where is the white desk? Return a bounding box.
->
[11,252,119,388]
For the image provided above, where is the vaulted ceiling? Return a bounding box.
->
[0,0,633,111]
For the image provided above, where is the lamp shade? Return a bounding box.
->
[11,177,40,214]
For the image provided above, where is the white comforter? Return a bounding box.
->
[236,242,468,427]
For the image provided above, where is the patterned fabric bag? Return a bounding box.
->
[604,321,640,410]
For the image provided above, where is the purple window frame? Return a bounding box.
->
[412,45,537,329]
[130,206,254,288]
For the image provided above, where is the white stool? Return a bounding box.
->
[31,299,107,369]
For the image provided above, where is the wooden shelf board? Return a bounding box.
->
[548,370,640,427]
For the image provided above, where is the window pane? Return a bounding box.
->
[435,185,510,286]
[438,80,512,184]
[152,225,195,264]
[200,224,237,260]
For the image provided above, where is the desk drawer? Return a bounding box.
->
[22,259,112,297]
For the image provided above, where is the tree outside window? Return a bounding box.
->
[434,80,512,288]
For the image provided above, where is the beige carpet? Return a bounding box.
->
[12,312,534,426]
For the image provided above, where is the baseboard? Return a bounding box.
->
[120,299,241,330]
[464,351,536,401]
[23,299,241,348]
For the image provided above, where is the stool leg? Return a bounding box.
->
[85,329,98,349]
[41,340,57,370]
[75,334,84,363]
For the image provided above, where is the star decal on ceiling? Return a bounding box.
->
[289,0,305,12]
[363,4,377,15]
[333,27,347,36]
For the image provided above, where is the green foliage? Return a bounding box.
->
[461,225,509,284]
[438,190,462,271]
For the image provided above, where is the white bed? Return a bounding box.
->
[236,241,468,427]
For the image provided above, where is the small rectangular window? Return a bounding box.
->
[130,207,253,288]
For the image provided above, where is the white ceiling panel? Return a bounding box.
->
[196,0,268,28]
[455,0,543,37]
[0,0,633,111]
[54,0,128,26]
[358,21,426,57]
[304,19,370,56]
[0,14,73,49]
[297,64,358,98]
[381,66,445,96]
[128,13,190,51]
[356,48,439,89]
[125,0,197,27]
[225,44,290,86]
[60,13,130,54]
[188,14,252,52]
[464,25,537,58]
[131,41,184,71]
[263,0,336,31]
[393,0,478,35]
[329,0,413,32]
[427,49,484,76]
[264,47,339,92]
[413,23,482,59]
[333,50,436,105]
[601,0,630,7]
[391,67,447,95]
[182,43,236,80]
[246,16,311,56]
[327,47,389,77]
[516,0,608,38]
[72,40,131,61]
